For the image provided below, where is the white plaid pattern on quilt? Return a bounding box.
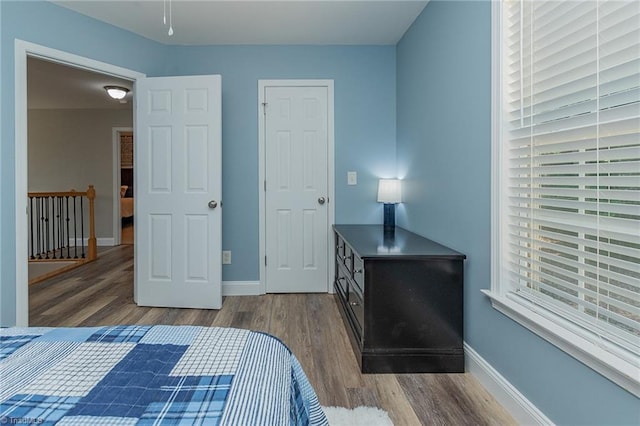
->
[0,326,328,426]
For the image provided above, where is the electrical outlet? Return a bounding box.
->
[222,250,232,264]
[347,171,357,185]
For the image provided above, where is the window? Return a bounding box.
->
[488,0,639,396]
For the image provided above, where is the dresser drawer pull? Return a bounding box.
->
[354,268,363,274]
[350,301,360,306]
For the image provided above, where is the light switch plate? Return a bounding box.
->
[347,171,357,185]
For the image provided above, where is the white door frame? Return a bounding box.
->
[112,127,134,246]
[14,39,145,326]
[258,79,335,295]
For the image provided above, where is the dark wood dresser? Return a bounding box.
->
[333,225,466,373]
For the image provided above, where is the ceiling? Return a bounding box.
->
[53,0,429,46]
[28,57,133,110]
[32,1,428,110]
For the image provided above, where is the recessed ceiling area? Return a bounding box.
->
[52,0,429,45]
[28,57,133,110]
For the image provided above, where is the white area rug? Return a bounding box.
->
[322,406,394,426]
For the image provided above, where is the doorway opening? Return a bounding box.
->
[15,40,145,326]
[114,129,135,246]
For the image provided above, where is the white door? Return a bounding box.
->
[265,86,329,293]
[135,75,222,309]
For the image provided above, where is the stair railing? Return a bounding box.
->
[27,185,97,263]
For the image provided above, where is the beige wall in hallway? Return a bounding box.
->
[28,108,133,239]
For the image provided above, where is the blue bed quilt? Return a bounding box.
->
[0,325,328,425]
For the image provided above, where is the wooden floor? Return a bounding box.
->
[29,245,515,426]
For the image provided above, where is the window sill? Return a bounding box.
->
[481,290,640,398]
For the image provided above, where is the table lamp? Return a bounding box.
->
[377,179,402,233]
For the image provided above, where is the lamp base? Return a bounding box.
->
[383,203,396,233]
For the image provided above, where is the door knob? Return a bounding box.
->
[318,197,326,205]
[208,200,218,209]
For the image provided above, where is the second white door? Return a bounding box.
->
[264,85,329,293]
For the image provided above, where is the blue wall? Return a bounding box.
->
[167,45,396,280]
[396,1,639,424]
[0,1,396,323]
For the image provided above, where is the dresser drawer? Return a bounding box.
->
[335,263,349,297]
[337,235,355,271]
[344,245,354,272]
[352,254,364,291]
[347,280,364,330]
[336,235,346,263]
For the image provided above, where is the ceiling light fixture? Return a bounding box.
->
[104,86,129,100]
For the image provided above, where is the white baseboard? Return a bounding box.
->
[97,238,115,246]
[464,342,553,426]
[222,281,261,296]
[73,238,115,246]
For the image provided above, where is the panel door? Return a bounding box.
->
[265,86,329,292]
[135,75,222,309]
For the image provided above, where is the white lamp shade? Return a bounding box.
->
[105,86,129,100]
[377,179,402,203]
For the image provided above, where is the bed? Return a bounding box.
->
[121,196,134,219]
[120,185,134,219]
[121,168,134,220]
[0,325,328,425]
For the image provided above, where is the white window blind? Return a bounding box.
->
[502,0,640,361]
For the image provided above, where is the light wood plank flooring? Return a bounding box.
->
[29,245,515,426]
